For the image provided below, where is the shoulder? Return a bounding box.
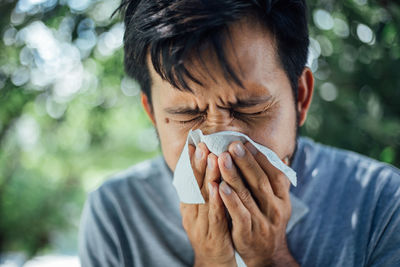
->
[293,137,400,210]
[80,155,170,234]
[95,156,166,192]
[295,136,400,184]
[290,138,400,267]
[88,156,168,208]
[79,157,167,266]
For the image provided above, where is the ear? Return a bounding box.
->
[297,67,314,127]
[141,93,156,126]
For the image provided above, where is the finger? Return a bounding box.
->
[190,142,209,189]
[198,153,220,201]
[227,141,275,204]
[219,181,252,234]
[205,153,222,190]
[208,181,229,235]
[218,152,259,215]
[180,203,198,228]
[198,153,221,231]
[244,142,291,200]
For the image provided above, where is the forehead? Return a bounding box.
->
[148,17,286,102]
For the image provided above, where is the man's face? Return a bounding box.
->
[144,18,312,172]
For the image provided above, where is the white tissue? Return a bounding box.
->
[172,129,297,204]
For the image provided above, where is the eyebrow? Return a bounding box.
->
[227,95,273,109]
[164,106,206,115]
[164,95,274,115]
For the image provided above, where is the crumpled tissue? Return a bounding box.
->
[173,129,297,204]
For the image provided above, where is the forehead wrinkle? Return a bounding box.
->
[215,94,237,108]
[191,77,273,108]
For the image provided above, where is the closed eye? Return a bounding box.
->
[178,116,204,125]
[232,109,269,117]
[175,106,271,125]
[178,109,269,124]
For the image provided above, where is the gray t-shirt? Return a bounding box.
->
[78,137,400,266]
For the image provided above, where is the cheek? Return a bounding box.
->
[250,105,297,158]
[156,119,189,172]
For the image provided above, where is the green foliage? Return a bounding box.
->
[302,0,400,166]
[0,0,399,259]
[0,0,158,257]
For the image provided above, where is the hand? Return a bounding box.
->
[180,143,237,267]
[217,141,298,267]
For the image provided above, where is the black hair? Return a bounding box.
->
[116,0,309,105]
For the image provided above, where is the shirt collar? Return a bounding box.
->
[287,192,309,234]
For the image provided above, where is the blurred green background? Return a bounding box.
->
[0,0,399,262]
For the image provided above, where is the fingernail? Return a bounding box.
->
[220,181,232,195]
[246,143,258,156]
[234,143,245,157]
[207,156,214,169]
[195,147,202,160]
[224,153,232,169]
[208,182,214,197]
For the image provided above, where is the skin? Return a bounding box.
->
[141,17,314,267]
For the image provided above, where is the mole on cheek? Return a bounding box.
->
[164,117,170,123]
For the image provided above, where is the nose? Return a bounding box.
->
[198,108,237,135]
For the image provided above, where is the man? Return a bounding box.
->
[79,0,400,266]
